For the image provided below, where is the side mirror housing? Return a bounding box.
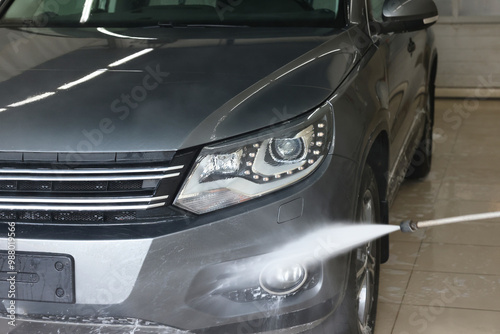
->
[378,0,439,34]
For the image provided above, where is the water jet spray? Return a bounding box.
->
[400,211,500,233]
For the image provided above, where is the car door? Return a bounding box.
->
[367,0,426,180]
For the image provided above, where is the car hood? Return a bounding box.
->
[0,27,358,153]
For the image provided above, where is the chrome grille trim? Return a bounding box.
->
[0,203,166,212]
[0,172,180,182]
[0,195,169,204]
[0,165,184,175]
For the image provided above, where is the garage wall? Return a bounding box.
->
[433,0,500,97]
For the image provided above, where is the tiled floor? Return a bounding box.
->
[375,99,500,334]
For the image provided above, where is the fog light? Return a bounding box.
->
[259,262,307,296]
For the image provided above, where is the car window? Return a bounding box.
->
[367,0,384,22]
[0,0,343,28]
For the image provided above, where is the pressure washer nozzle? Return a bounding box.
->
[400,220,419,233]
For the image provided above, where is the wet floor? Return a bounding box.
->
[376,99,500,334]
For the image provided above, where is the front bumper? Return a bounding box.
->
[0,314,333,334]
[0,155,359,333]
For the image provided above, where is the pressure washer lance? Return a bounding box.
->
[400,211,500,233]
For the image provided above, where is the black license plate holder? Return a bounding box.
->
[0,252,75,303]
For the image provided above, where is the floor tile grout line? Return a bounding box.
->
[379,301,500,315]
[405,268,500,278]
[380,267,500,277]
[396,304,500,314]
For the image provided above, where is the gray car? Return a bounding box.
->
[0,0,437,333]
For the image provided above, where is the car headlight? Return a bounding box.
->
[174,106,333,214]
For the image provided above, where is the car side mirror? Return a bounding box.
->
[378,0,439,34]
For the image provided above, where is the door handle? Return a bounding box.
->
[408,38,416,54]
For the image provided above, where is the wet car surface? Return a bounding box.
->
[0,0,437,333]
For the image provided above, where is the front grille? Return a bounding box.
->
[0,151,195,224]
[3,179,155,193]
[0,210,138,223]
[0,181,16,190]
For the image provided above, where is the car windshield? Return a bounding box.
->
[0,0,343,28]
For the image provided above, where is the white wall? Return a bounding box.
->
[433,0,500,93]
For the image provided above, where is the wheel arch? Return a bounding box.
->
[364,130,391,263]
